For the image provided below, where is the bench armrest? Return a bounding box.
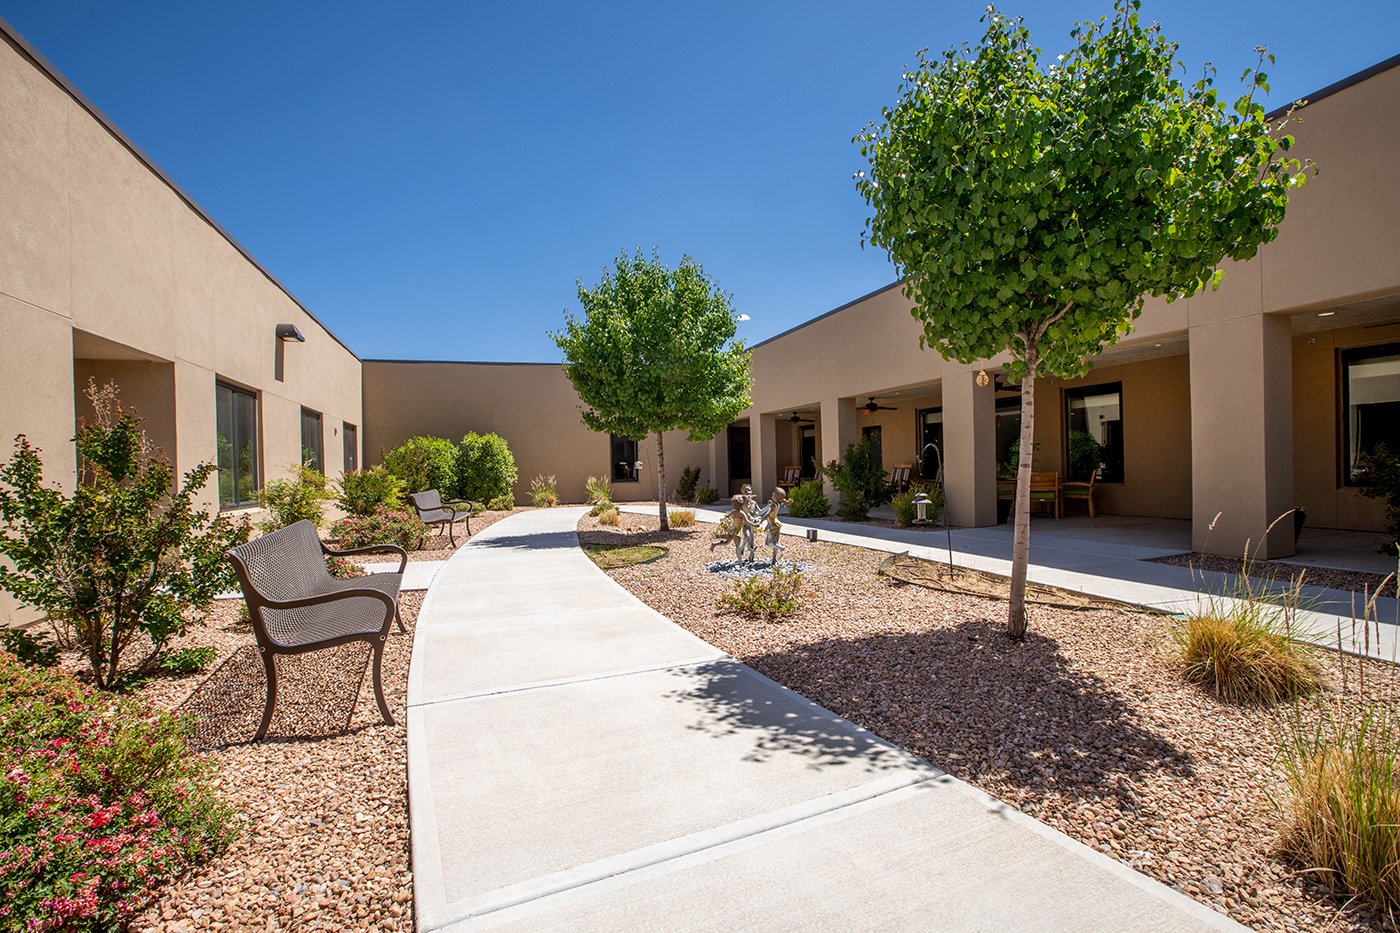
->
[321,541,408,574]
[254,586,397,618]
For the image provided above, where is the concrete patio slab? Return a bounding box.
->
[408,507,1248,932]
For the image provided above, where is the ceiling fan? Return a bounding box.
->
[786,412,815,425]
[861,397,897,414]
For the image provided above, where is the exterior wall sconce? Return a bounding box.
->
[976,369,990,387]
[275,324,305,342]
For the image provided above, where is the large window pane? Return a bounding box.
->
[216,381,258,508]
[611,434,639,482]
[995,397,1021,479]
[343,423,358,473]
[301,409,323,473]
[1344,343,1400,483]
[917,407,943,481]
[1066,382,1123,483]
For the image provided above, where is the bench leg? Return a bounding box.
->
[394,601,406,635]
[255,648,277,742]
[447,519,456,548]
[371,635,395,727]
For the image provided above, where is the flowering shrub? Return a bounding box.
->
[0,653,235,931]
[325,555,369,579]
[331,507,428,551]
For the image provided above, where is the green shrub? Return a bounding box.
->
[530,474,559,508]
[1355,443,1400,556]
[669,509,696,527]
[718,567,802,620]
[892,484,944,528]
[589,498,614,516]
[585,475,612,505]
[381,435,458,496]
[332,506,428,551]
[823,434,890,521]
[258,464,333,532]
[455,432,518,505]
[675,465,701,501]
[0,654,236,929]
[1278,695,1400,911]
[487,494,515,511]
[159,645,217,674]
[336,466,405,516]
[1067,430,1105,482]
[0,382,248,690]
[786,481,830,518]
[696,484,720,505]
[0,627,59,669]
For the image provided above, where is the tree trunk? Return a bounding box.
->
[656,432,669,531]
[1008,363,1036,640]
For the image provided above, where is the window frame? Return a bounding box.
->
[1341,341,1400,486]
[215,380,260,510]
[301,408,324,473]
[1064,381,1124,484]
[610,434,640,483]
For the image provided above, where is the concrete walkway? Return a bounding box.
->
[407,507,1244,932]
[627,506,1400,664]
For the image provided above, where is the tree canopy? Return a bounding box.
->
[855,0,1310,637]
[551,248,751,530]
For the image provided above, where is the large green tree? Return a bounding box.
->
[855,0,1311,639]
[552,248,752,531]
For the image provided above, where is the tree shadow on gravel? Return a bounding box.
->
[739,617,1195,813]
[577,528,699,548]
[176,642,384,751]
[659,659,923,775]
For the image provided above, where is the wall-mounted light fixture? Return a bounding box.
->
[275,324,305,342]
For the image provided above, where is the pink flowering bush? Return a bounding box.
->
[0,653,235,931]
[325,554,369,579]
[331,507,428,552]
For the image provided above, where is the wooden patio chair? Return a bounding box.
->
[889,464,913,493]
[1062,470,1098,518]
[1029,471,1062,519]
[224,520,407,741]
[410,489,468,546]
[777,465,802,491]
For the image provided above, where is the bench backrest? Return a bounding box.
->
[410,489,444,515]
[889,464,912,485]
[780,466,800,484]
[225,519,329,603]
[1029,471,1060,493]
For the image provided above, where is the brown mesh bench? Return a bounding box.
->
[224,520,407,741]
[409,489,468,546]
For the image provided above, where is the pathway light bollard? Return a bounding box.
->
[806,528,818,542]
[913,492,933,525]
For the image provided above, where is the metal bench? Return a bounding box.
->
[409,489,468,546]
[224,520,407,741]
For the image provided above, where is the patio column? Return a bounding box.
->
[819,397,859,507]
[942,370,998,527]
[708,426,730,499]
[1189,313,1295,558]
[751,412,779,501]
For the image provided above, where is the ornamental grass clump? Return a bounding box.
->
[585,475,612,505]
[0,653,236,932]
[530,474,560,508]
[0,382,248,690]
[598,506,621,526]
[668,509,696,527]
[718,567,803,621]
[331,506,428,551]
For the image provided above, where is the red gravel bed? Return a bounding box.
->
[581,512,1399,933]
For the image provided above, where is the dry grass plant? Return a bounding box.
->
[597,506,621,526]
[585,475,612,505]
[1173,512,1323,705]
[1274,571,1400,913]
[530,474,559,507]
[669,509,696,527]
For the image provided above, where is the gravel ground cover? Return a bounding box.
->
[1153,552,1398,600]
[348,506,533,562]
[580,512,1400,933]
[48,591,421,932]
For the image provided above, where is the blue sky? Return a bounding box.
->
[4,1,1396,361]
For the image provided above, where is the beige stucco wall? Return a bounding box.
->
[361,361,715,505]
[1,30,363,624]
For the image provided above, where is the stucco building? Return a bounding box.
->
[3,13,1397,627]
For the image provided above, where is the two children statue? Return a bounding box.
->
[710,484,786,565]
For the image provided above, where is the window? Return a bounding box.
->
[611,434,639,482]
[343,423,358,473]
[215,381,258,509]
[301,408,323,473]
[861,424,883,472]
[728,425,751,481]
[1065,382,1124,483]
[995,396,1021,477]
[917,407,943,481]
[1343,343,1400,484]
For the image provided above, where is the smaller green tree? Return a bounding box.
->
[823,434,892,521]
[552,248,752,531]
[381,435,457,495]
[258,463,333,532]
[0,383,249,689]
[455,432,518,504]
